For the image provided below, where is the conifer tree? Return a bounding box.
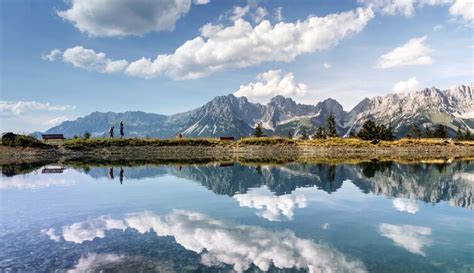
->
[313,126,326,139]
[424,126,433,138]
[411,123,421,138]
[465,129,472,141]
[254,122,264,137]
[456,125,464,140]
[300,126,308,140]
[326,112,337,137]
[434,124,448,138]
[288,130,293,139]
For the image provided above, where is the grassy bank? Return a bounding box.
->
[63,137,220,150]
[61,136,474,150]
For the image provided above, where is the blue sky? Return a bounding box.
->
[1,0,473,132]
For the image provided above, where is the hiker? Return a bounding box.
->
[109,126,114,138]
[119,167,124,184]
[109,167,114,180]
[119,121,124,139]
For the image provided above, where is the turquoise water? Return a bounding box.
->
[0,161,473,272]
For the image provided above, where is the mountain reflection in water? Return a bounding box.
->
[57,160,473,209]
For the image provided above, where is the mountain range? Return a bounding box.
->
[42,84,473,138]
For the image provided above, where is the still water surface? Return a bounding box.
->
[0,161,473,272]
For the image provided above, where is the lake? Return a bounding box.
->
[0,160,473,272]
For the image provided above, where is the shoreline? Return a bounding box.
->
[1,138,473,165]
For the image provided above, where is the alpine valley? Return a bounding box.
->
[42,84,473,138]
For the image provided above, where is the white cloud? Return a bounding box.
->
[234,187,307,221]
[41,228,61,242]
[229,6,250,21]
[322,223,330,230]
[41,49,62,61]
[359,0,452,16]
[125,7,374,79]
[393,77,420,93]
[193,0,210,5]
[52,210,367,273]
[392,198,419,213]
[57,0,209,37]
[0,101,75,116]
[68,253,124,273]
[449,0,474,22]
[377,36,433,68]
[44,116,69,126]
[323,63,331,69]
[433,24,444,31]
[0,175,74,190]
[274,7,283,22]
[233,70,309,103]
[252,7,269,23]
[379,223,432,255]
[62,46,128,73]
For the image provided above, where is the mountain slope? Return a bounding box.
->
[44,84,473,138]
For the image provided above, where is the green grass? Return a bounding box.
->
[63,137,220,150]
[1,135,52,149]
[61,136,474,150]
[237,137,297,145]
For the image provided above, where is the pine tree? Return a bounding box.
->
[465,129,472,141]
[456,125,464,140]
[411,123,421,138]
[424,126,433,138]
[83,131,91,139]
[434,124,448,138]
[288,130,293,139]
[357,120,378,140]
[254,122,264,137]
[326,112,337,137]
[300,126,308,140]
[313,126,326,139]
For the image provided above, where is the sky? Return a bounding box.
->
[0,0,473,133]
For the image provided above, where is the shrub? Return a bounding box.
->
[83,131,91,139]
[1,134,51,148]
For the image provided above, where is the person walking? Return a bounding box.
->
[119,121,124,139]
[109,126,114,138]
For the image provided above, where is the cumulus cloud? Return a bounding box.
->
[233,70,308,103]
[274,7,284,22]
[0,175,74,190]
[62,46,128,73]
[358,0,451,16]
[234,187,307,221]
[379,223,432,255]
[68,253,124,273]
[50,210,367,273]
[57,0,209,37]
[41,49,62,61]
[0,100,75,116]
[323,63,331,69]
[252,7,269,23]
[377,36,433,68]
[41,228,61,242]
[449,0,474,22]
[393,77,420,93]
[392,198,419,213]
[125,7,374,79]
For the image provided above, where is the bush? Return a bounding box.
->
[357,120,394,141]
[83,131,91,139]
[1,134,51,148]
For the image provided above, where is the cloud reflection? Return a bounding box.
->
[234,187,307,221]
[379,223,432,256]
[392,198,419,214]
[67,253,123,273]
[46,210,367,273]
